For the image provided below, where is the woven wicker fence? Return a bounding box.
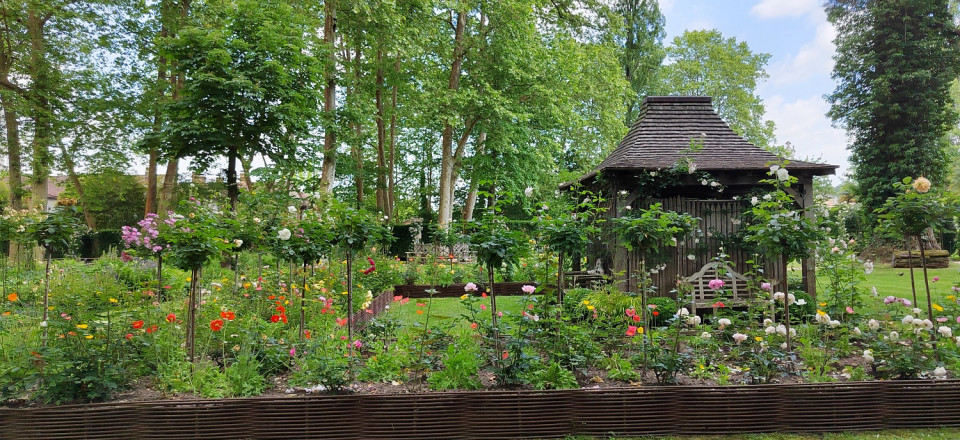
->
[3,380,960,439]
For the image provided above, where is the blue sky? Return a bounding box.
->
[661,0,849,182]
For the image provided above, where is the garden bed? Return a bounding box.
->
[3,380,960,439]
[391,282,540,298]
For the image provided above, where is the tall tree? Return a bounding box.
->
[616,0,665,126]
[161,0,324,209]
[317,0,338,195]
[656,29,777,149]
[827,0,960,218]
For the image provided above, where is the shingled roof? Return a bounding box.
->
[577,96,837,182]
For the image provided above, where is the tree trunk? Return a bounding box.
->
[437,11,466,225]
[460,132,485,221]
[318,0,338,194]
[59,144,97,230]
[375,49,388,214]
[158,159,179,215]
[27,6,51,214]
[227,143,238,210]
[2,79,23,260]
[240,154,255,192]
[387,55,399,219]
[350,44,363,206]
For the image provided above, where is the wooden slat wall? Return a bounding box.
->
[4,381,960,439]
[612,196,785,298]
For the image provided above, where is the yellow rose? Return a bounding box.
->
[913,176,931,193]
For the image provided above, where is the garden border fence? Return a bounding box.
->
[3,380,960,439]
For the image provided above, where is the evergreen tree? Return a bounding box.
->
[827,0,960,219]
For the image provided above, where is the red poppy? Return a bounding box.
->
[210,319,225,331]
[280,314,288,324]
[652,311,659,316]
[632,315,641,322]
[275,305,286,314]
[268,295,276,300]
[393,295,404,302]
[502,351,509,360]
[336,317,348,326]
[625,308,636,317]
[125,333,133,340]
[132,320,144,329]
[470,322,478,330]
[270,315,281,323]
[146,325,158,334]
[711,301,726,308]
[481,292,488,299]
[304,330,312,340]
[165,313,176,323]
[220,310,236,321]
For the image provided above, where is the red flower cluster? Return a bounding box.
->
[362,257,376,275]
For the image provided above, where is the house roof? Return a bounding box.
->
[566,96,837,186]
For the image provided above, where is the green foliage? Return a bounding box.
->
[62,171,146,230]
[527,361,579,390]
[225,354,267,397]
[28,207,86,255]
[427,339,483,390]
[159,0,323,178]
[656,29,777,149]
[646,296,679,327]
[612,202,698,259]
[615,0,666,125]
[877,177,959,238]
[826,0,960,219]
[741,165,821,262]
[469,215,526,271]
[603,351,640,382]
[161,201,230,271]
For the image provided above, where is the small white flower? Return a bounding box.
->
[676,307,690,317]
[700,332,712,339]
[769,165,780,173]
[234,239,243,248]
[718,318,731,329]
[776,168,789,181]
[618,189,629,196]
[278,228,292,241]
[853,327,862,336]
[902,315,915,325]
[685,315,702,326]
[938,326,953,338]
[710,181,719,187]
[934,366,948,378]
[868,319,880,331]
[687,254,696,261]
[288,205,298,214]
[764,318,774,327]
[871,286,878,297]
[253,217,262,224]
[39,320,48,328]
[863,349,874,364]
[525,187,534,197]
[796,299,807,306]
[765,326,776,335]
[732,333,748,344]
[828,320,842,328]
[912,308,922,315]
[889,331,900,341]
[763,194,772,201]
[688,163,697,173]
[750,196,759,205]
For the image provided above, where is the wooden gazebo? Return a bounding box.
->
[564,96,837,299]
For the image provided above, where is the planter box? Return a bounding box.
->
[392,282,540,298]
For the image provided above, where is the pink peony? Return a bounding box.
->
[464,283,478,292]
[708,279,725,291]
[521,285,536,294]
[760,282,772,292]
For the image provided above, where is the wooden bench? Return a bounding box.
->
[684,262,766,314]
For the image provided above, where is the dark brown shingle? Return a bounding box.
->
[592,96,837,175]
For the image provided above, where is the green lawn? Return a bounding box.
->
[378,294,530,333]
[568,428,960,439]
[861,263,959,300]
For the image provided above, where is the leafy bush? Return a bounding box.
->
[647,296,679,327]
[527,361,578,390]
[427,339,482,390]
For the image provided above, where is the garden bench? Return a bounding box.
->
[684,261,765,314]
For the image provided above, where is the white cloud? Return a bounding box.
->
[765,95,851,182]
[750,0,821,19]
[770,21,836,86]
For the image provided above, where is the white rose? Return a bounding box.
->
[288,205,298,214]
[524,187,534,197]
[278,228,292,241]
[776,168,789,181]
